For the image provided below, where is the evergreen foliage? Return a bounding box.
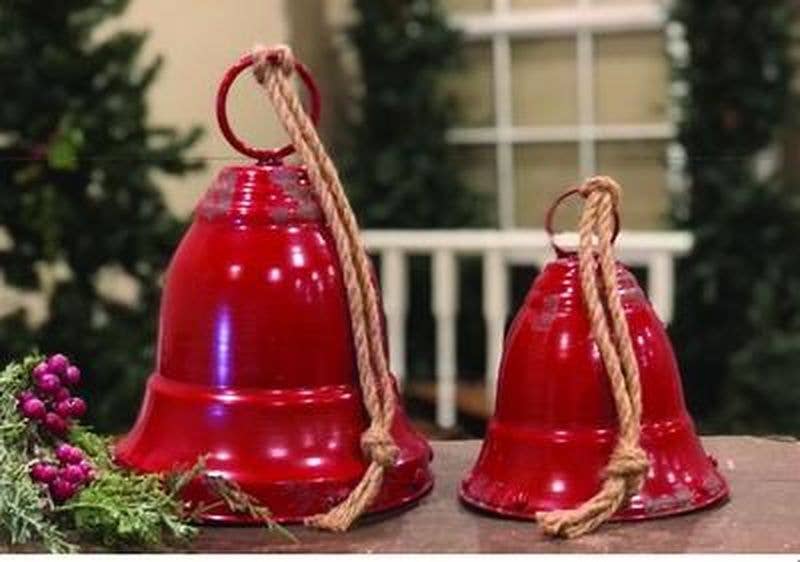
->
[0,354,291,552]
[344,0,486,382]
[670,1,800,433]
[0,0,202,431]
[345,0,483,228]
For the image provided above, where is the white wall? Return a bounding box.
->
[116,0,290,216]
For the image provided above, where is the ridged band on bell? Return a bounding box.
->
[115,46,433,527]
[460,177,729,537]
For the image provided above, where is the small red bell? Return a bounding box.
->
[116,48,433,524]
[460,182,728,533]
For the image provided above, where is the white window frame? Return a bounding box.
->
[447,0,677,229]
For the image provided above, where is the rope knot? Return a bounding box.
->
[251,43,294,84]
[578,176,621,208]
[361,426,399,468]
[604,445,649,487]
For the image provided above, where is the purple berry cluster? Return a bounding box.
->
[17,354,86,436]
[30,444,95,502]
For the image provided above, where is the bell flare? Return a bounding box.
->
[460,256,729,520]
[461,414,728,520]
[115,374,432,523]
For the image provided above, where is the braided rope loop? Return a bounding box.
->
[535,176,649,539]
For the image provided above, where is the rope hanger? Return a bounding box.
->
[249,44,399,533]
[536,176,649,538]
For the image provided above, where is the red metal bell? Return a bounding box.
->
[115,53,433,523]
[460,194,729,521]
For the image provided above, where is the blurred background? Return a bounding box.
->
[1,0,799,437]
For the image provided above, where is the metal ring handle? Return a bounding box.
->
[216,52,322,162]
[544,188,621,257]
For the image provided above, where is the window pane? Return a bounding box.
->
[513,143,580,227]
[441,0,492,13]
[596,140,668,228]
[594,32,667,125]
[454,145,498,225]
[512,38,578,126]
[444,42,495,127]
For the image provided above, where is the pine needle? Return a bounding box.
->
[203,475,298,543]
[56,469,197,548]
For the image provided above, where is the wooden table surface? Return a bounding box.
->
[184,436,799,553]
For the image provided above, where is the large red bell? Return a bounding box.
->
[460,184,728,527]
[116,49,433,523]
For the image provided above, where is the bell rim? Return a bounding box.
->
[195,477,435,525]
[458,472,730,522]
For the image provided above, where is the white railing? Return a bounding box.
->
[363,229,693,429]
